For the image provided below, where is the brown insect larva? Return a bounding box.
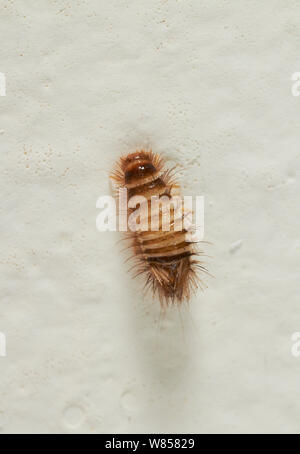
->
[111,150,207,307]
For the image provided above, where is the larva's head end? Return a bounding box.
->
[116,150,164,187]
[120,150,152,170]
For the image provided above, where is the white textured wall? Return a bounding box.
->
[0,0,300,434]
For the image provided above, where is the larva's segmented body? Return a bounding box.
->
[111,150,206,307]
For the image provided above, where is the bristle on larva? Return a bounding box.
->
[110,149,207,307]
